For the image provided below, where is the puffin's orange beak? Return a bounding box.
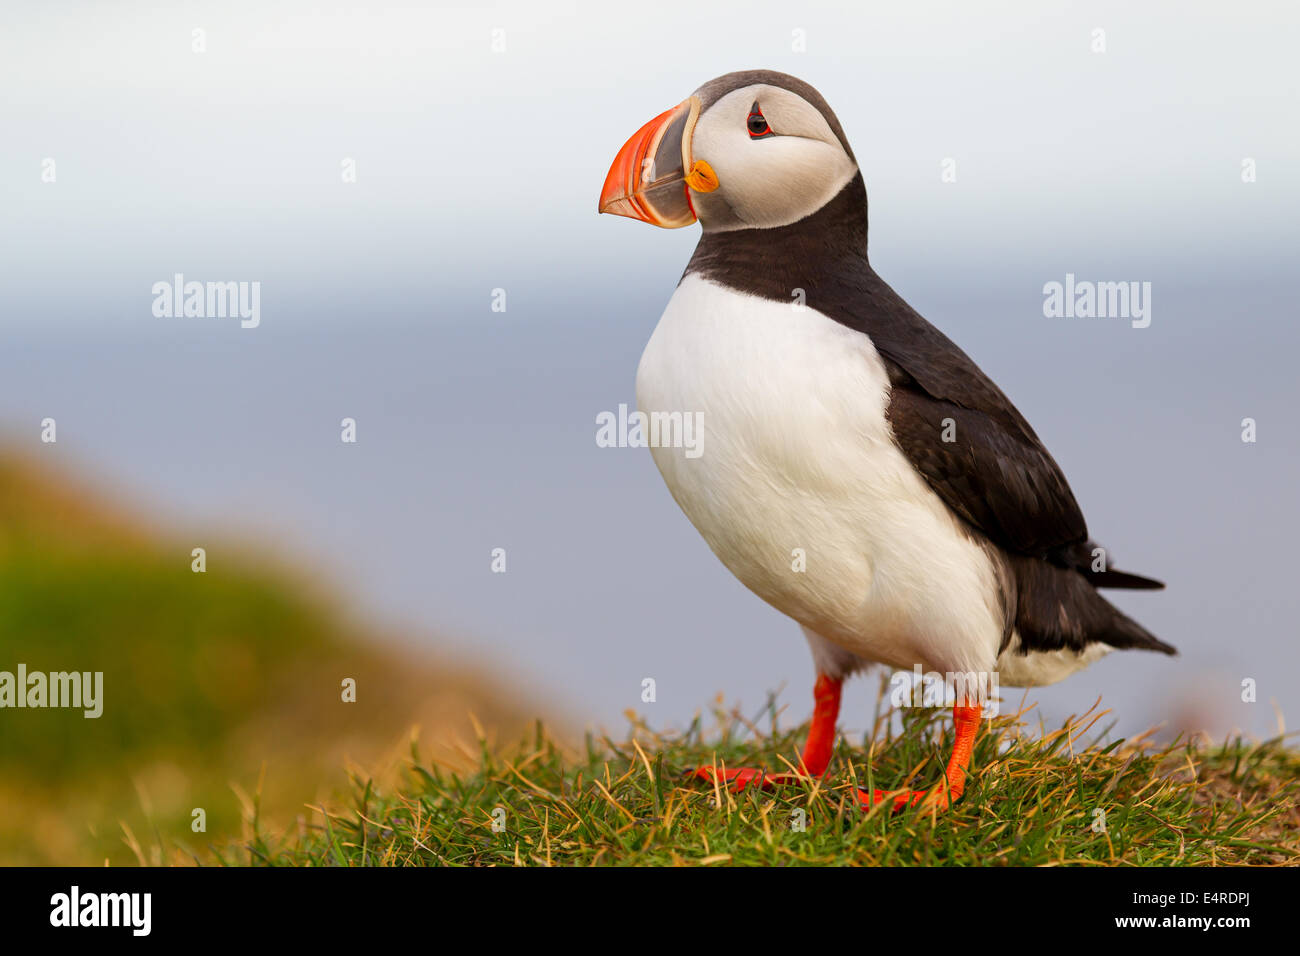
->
[599,96,715,229]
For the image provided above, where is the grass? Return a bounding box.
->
[223,689,1300,866]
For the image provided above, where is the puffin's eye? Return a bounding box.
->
[747,103,773,139]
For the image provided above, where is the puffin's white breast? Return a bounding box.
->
[635,273,1005,675]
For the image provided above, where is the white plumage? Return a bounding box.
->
[637,273,1107,687]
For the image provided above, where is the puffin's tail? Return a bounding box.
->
[1058,539,1165,590]
[1099,598,1177,655]
[1008,552,1176,657]
[1085,567,1165,590]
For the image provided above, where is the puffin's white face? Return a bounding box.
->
[598,74,858,233]
[687,84,857,231]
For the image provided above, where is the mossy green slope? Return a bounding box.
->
[0,451,535,865]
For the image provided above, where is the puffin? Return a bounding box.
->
[599,70,1173,810]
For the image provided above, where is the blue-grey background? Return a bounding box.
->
[2,1,1297,741]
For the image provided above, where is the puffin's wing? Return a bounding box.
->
[859,274,1089,560]
[864,282,1160,590]
[882,361,1086,557]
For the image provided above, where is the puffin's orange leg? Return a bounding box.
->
[690,673,842,792]
[858,703,982,811]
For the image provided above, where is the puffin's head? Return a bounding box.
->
[598,70,857,232]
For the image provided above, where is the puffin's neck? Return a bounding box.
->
[681,173,871,303]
